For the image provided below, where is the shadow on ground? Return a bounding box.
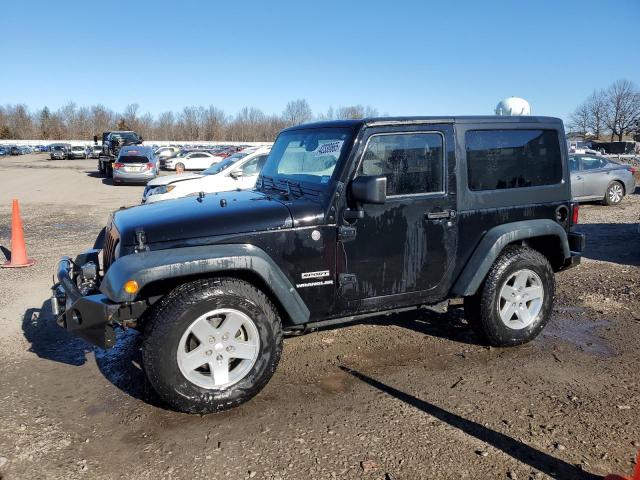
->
[317,304,485,347]
[22,299,165,408]
[341,366,603,480]
[576,222,640,266]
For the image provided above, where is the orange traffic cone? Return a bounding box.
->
[605,451,640,480]
[2,199,35,268]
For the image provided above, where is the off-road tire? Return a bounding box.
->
[142,277,283,414]
[464,245,555,347]
[603,181,624,206]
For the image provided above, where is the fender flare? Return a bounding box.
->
[100,243,310,324]
[450,219,570,297]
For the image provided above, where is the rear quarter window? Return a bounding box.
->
[466,129,563,191]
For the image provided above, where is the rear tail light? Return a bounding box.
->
[571,204,579,225]
[113,162,124,169]
[146,163,153,170]
[628,166,637,174]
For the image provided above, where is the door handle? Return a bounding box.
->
[426,209,456,220]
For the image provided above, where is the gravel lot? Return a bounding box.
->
[0,153,638,480]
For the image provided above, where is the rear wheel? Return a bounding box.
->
[142,278,283,413]
[464,246,554,347]
[603,181,624,206]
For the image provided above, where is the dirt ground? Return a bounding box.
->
[0,154,638,480]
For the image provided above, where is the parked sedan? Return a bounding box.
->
[68,145,88,159]
[569,154,636,205]
[50,145,67,160]
[142,146,270,204]
[163,150,223,171]
[88,145,103,159]
[113,146,159,185]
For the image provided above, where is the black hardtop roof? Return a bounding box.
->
[283,116,563,132]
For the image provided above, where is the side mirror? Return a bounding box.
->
[344,175,386,220]
[350,175,387,204]
[93,135,98,145]
[230,169,244,179]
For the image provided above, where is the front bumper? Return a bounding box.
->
[52,256,118,349]
[52,254,150,349]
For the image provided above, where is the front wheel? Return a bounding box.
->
[464,246,555,347]
[142,278,283,413]
[603,181,624,206]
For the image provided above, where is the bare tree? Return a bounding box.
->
[335,105,379,119]
[569,102,590,136]
[587,90,607,139]
[604,79,640,141]
[0,100,382,141]
[282,99,313,126]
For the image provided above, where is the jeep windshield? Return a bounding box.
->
[259,127,352,187]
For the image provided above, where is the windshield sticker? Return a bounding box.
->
[314,140,343,158]
[320,176,330,184]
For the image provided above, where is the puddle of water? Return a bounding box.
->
[541,318,615,357]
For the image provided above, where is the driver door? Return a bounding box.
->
[338,126,457,311]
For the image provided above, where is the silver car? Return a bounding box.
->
[569,154,636,205]
[113,146,159,185]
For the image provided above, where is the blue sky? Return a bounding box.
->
[1,0,638,122]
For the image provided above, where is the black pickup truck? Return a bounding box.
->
[95,130,143,178]
[52,116,584,413]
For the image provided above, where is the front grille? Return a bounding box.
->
[102,225,119,272]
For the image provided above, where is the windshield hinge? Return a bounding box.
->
[134,228,149,253]
[338,225,357,242]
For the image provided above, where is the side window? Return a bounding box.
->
[568,156,579,172]
[466,129,563,191]
[581,156,605,170]
[358,132,444,196]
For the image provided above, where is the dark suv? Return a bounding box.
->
[52,116,584,413]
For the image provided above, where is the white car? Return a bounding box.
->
[163,150,223,171]
[142,146,271,204]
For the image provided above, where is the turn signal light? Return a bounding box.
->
[123,280,139,294]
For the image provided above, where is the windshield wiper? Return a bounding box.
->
[282,179,304,198]
[259,175,290,196]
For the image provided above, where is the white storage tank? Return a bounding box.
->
[495,97,531,116]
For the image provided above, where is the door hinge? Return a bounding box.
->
[338,225,357,242]
[338,273,357,297]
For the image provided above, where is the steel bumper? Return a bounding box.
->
[52,257,118,349]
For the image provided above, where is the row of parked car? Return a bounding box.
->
[106,142,272,201]
[0,145,39,155]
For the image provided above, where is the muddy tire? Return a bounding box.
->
[142,277,283,414]
[464,246,555,347]
[603,181,624,206]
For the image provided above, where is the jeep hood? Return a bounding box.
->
[113,190,293,246]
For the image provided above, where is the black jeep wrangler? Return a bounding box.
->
[53,116,584,413]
